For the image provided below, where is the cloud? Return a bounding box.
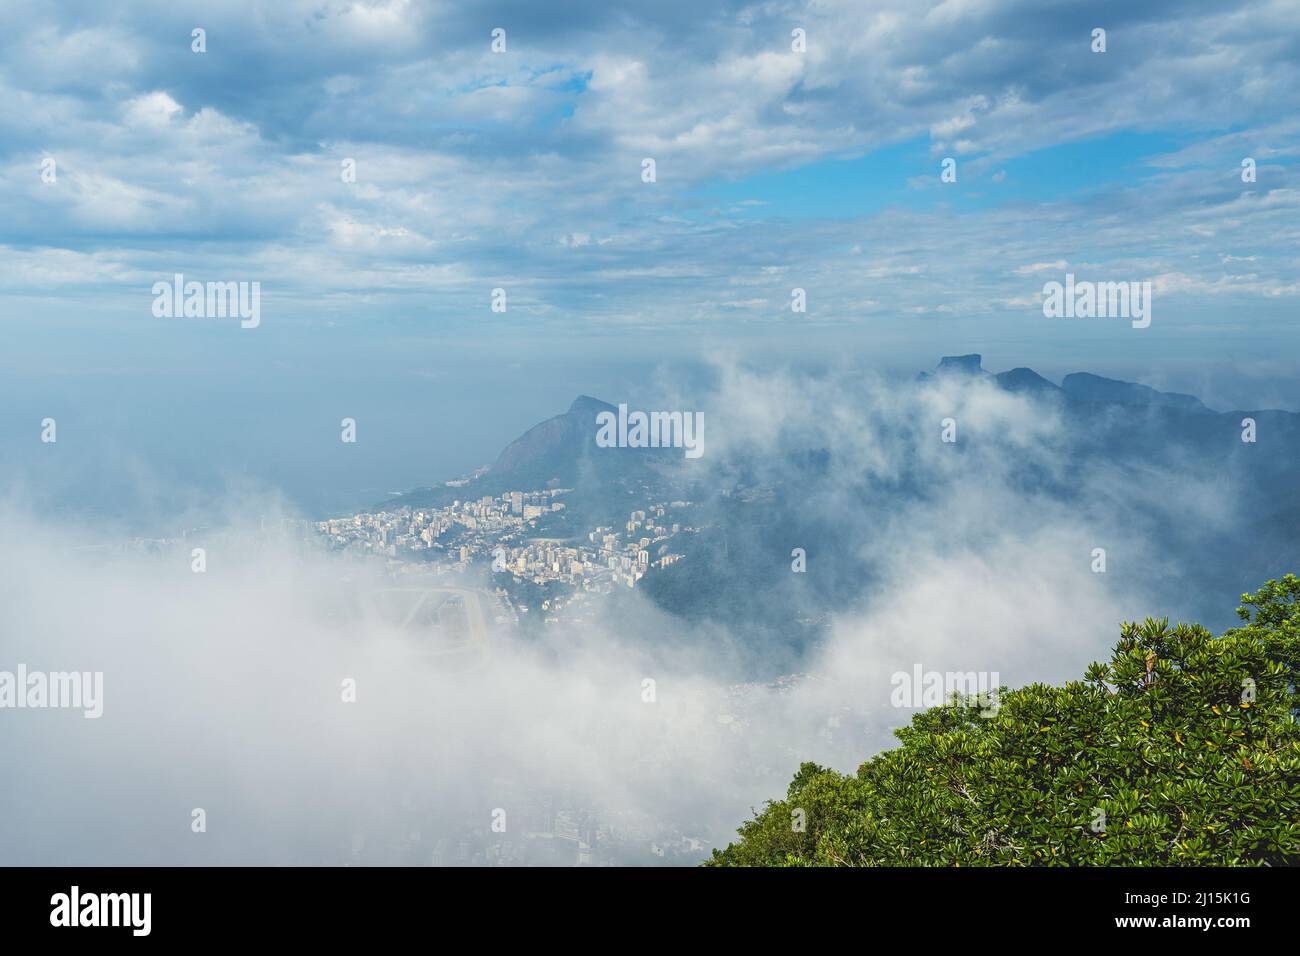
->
[0,0,1293,342]
[1,363,1222,864]
[1017,260,1068,274]
[122,90,183,128]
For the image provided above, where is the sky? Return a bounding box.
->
[1,0,1298,519]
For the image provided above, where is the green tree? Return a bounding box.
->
[708,576,1300,866]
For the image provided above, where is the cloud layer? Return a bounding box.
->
[0,0,1296,343]
[0,364,1233,864]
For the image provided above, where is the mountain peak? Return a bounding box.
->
[1061,372,1210,412]
[995,367,1062,394]
[937,354,986,375]
[568,395,616,417]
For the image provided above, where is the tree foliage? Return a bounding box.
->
[708,576,1300,866]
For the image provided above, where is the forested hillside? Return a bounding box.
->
[709,576,1300,866]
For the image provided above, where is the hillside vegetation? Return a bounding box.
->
[709,576,1300,866]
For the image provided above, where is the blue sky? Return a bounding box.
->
[1,0,1298,521]
[697,131,1208,219]
[2,0,1296,335]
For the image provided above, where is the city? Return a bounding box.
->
[314,487,698,624]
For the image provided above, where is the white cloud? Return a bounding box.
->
[122,90,182,128]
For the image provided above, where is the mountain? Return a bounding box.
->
[389,355,1291,512]
[918,352,991,382]
[1060,372,1210,412]
[937,353,989,377]
[384,394,692,512]
[490,395,614,476]
[995,367,1062,395]
[377,354,1300,650]
[923,354,1205,408]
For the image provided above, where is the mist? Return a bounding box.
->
[0,364,1247,864]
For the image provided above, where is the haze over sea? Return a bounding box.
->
[5,319,1299,533]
